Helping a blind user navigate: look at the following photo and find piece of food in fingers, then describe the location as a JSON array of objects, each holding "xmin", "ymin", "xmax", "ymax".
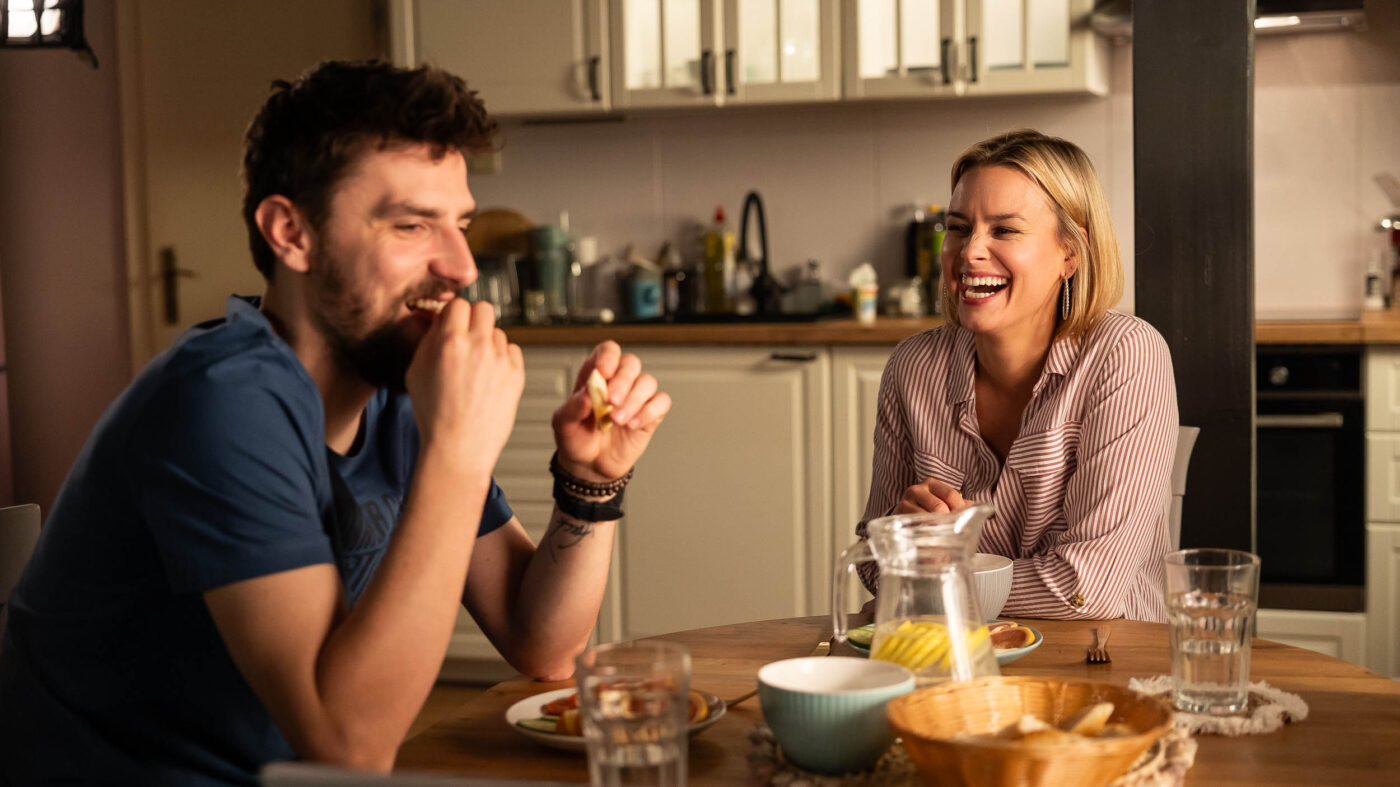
[
  {"xmin": 407, "ymin": 297, "xmax": 448, "ymax": 314},
  {"xmin": 587, "ymin": 368, "xmax": 613, "ymax": 430}
]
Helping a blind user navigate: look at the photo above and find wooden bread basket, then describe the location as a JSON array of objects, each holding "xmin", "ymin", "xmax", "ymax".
[{"xmin": 886, "ymin": 676, "xmax": 1173, "ymax": 787}]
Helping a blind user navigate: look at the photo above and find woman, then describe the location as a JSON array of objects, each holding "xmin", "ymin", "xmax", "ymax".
[{"xmin": 857, "ymin": 129, "xmax": 1178, "ymax": 622}]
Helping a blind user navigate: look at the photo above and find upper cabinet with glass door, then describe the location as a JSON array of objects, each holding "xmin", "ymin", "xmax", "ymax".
[
  {"xmin": 843, "ymin": 0, "xmax": 1106, "ymax": 100},
  {"xmin": 610, "ymin": 0, "xmax": 839, "ymax": 109},
  {"xmin": 397, "ymin": 0, "xmax": 611, "ymax": 116},
  {"xmin": 967, "ymin": 0, "xmax": 1107, "ymax": 95}
]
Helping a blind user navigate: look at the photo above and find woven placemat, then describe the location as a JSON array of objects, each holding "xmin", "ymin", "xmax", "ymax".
[
  {"xmin": 1128, "ymin": 675, "xmax": 1309, "ymax": 736},
  {"xmin": 747, "ymin": 724, "xmax": 1197, "ymax": 786}
]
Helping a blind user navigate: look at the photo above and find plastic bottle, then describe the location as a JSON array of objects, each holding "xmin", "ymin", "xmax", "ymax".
[
  {"xmin": 703, "ymin": 206, "xmax": 735, "ymax": 313},
  {"xmin": 926, "ymin": 204, "xmax": 947, "ymax": 315},
  {"xmin": 849, "ymin": 262, "xmax": 879, "ymax": 324}
]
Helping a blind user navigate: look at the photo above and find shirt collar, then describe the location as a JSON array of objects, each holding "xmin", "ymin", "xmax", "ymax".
[{"xmin": 945, "ymin": 326, "xmax": 1083, "ymax": 406}]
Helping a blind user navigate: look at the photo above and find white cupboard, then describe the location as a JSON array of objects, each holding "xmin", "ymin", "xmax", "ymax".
[
  {"xmin": 609, "ymin": 0, "xmax": 841, "ymax": 109},
  {"xmin": 399, "ymin": 0, "xmax": 611, "ymax": 116},
  {"xmin": 615, "ymin": 346, "xmax": 834, "ymax": 639},
  {"xmin": 1366, "ymin": 346, "xmax": 1400, "ymax": 677},
  {"xmin": 841, "ymin": 0, "xmax": 1107, "ymax": 100},
  {"xmin": 1256, "ymin": 609, "xmax": 1367, "ymax": 666},
  {"xmin": 447, "ymin": 342, "xmax": 880, "ymax": 667}
]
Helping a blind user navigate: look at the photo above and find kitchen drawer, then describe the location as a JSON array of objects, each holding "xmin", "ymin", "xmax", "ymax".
[
  {"xmin": 1365, "ymin": 434, "xmax": 1400, "ymax": 522},
  {"xmin": 1365, "ymin": 347, "xmax": 1400, "ymax": 430},
  {"xmin": 1256, "ymin": 609, "xmax": 1367, "ymax": 667},
  {"xmin": 1367, "ymin": 524, "xmax": 1400, "ymax": 678}
]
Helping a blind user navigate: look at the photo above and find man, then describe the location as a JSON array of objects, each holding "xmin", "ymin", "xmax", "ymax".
[{"xmin": 0, "ymin": 60, "xmax": 669, "ymax": 784}]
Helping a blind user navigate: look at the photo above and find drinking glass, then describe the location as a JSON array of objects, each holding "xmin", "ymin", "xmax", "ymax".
[
  {"xmin": 575, "ymin": 641, "xmax": 690, "ymax": 786},
  {"xmin": 1162, "ymin": 548, "xmax": 1261, "ymax": 715}
]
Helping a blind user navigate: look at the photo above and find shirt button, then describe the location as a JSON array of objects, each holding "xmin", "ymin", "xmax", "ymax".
[{"xmin": 1071, "ymin": 593, "xmax": 1086, "ymax": 607}]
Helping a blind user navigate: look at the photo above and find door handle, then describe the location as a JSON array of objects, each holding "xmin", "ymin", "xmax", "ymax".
[
  {"xmin": 1256, "ymin": 413, "xmax": 1345, "ymax": 429},
  {"xmin": 700, "ymin": 49, "xmax": 714, "ymax": 95},
  {"xmin": 725, "ymin": 48, "xmax": 736, "ymax": 95},
  {"xmin": 940, "ymin": 37, "xmax": 952, "ymax": 85},
  {"xmin": 968, "ymin": 36, "xmax": 978, "ymax": 83},
  {"xmin": 770, "ymin": 352, "xmax": 817, "ymax": 363},
  {"xmin": 160, "ymin": 246, "xmax": 196, "ymax": 325},
  {"xmin": 587, "ymin": 55, "xmax": 601, "ymax": 101}
]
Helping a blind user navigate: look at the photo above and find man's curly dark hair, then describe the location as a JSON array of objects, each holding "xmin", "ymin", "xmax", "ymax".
[{"xmin": 240, "ymin": 60, "xmax": 499, "ymax": 280}]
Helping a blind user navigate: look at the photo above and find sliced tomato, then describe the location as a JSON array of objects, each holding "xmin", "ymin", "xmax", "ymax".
[{"xmin": 541, "ymin": 693, "xmax": 580, "ymax": 717}]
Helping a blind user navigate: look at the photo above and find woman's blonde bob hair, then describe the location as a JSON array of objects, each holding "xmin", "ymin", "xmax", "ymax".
[{"xmin": 939, "ymin": 129, "xmax": 1123, "ymax": 340}]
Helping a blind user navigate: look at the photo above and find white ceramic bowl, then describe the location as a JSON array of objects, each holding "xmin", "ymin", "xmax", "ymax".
[
  {"xmin": 972, "ymin": 552, "xmax": 1014, "ymax": 619},
  {"xmin": 758, "ymin": 657, "xmax": 914, "ymax": 774}
]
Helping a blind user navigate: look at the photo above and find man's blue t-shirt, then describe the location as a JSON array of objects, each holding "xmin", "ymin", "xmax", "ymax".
[{"xmin": 0, "ymin": 296, "xmax": 513, "ymax": 785}]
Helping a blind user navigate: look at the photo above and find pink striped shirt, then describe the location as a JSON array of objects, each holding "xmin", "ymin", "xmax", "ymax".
[{"xmin": 857, "ymin": 312, "xmax": 1178, "ymax": 622}]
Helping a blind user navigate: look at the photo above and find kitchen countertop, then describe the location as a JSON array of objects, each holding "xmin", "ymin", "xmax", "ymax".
[
  {"xmin": 497, "ymin": 311, "xmax": 1400, "ymax": 346},
  {"xmin": 500, "ymin": 317, "xmax": 939, "ymax": 346}
]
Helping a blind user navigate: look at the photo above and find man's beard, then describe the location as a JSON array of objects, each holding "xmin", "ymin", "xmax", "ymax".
[{"xmin": 309, "ymin": 251, "xmax": 423, "ymax": 392}]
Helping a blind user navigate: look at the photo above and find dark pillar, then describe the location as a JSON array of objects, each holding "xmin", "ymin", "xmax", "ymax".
[{"xmin": 1133, "ymin": 0, "xmax": 1255, "ymax": 552}]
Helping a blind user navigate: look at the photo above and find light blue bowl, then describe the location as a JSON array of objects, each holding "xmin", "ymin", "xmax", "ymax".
[{"xmin": 758, "ymin": 656, "xmax": 915, "ymax": 775}]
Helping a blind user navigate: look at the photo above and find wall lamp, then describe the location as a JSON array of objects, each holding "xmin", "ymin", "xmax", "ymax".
[{"xmin": 0, "ymin": 0, "xmax": 97, "ymax": 67}]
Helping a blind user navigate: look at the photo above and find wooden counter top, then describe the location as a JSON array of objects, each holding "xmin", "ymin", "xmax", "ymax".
[
  {"xmin": 500, "ymin": 317, "xmax": 940, "ymax": 346},
  {"xmin": 498, "ymin": 312, "xmax": 1400, "ymax": 347},
  {"xmin": 1256, "ymin": 310, "xmax": 1400, "ymax": 344}
]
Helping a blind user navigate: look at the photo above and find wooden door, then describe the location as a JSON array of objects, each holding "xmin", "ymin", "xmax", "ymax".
[{"xmin": 119, "ymin": 0, "xmax": 378, "ymax": 367}]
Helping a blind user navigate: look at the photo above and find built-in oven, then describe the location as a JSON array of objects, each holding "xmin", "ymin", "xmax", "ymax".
[{"xmin": 1255, "ymin": 346, "xmax": 1365, "ymax": 611}]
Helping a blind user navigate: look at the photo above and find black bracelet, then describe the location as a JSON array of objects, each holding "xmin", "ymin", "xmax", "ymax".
[
  {"xmin": 549, "ymin": 451, "xmax": 633, "ymax": 497},
  {"xmin": 553, "ymin": 479, "xmax": 625, "ymax": 522}
]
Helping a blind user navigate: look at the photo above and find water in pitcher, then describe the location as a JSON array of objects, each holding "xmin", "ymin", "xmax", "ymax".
[{"xmin": 1167, "ymin": 589, "xmax": 1256, "ymax": 714}]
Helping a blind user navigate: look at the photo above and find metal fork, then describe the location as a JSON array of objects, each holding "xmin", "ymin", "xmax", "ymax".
[{"xmin": 1086, "ymin": 624, "xmax": 1112, "ymax": 664}]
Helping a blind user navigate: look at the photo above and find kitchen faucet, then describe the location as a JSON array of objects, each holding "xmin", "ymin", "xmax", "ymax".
[{"xmin": 738, "ymin": 190, "xmax": 782, "ymax": 315}]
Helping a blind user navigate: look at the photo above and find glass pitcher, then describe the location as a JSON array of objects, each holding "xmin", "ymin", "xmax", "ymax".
[{"xmin": 833, "ymin": 506, "xmax": 1000, "ymax": 686}]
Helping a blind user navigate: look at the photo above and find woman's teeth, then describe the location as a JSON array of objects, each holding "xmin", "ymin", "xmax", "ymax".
[{"xmin": 960, "ymin": 274, "xmax": 1009, "ymax": 300}]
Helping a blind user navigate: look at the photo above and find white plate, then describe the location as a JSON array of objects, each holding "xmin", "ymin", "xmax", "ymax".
[
  {"xmin": 505, "ymin": 687, "xmax": 726, "ymax": 753},
  {"xmin": 845, "ymin": 621, "xmax": 1044, "ymax": 666}
]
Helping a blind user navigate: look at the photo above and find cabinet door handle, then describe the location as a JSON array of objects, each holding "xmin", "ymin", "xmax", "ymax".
[
  {"xmin": 1257, "ymin": 413, "xmax": 1346, "ymax": 429},
  {"xmin": 587, "ymin": 55, "xmax": 601, "ymax": 101},
  {"xmin": 725, "ymin": 48, "xmax": 736, "ymax": 94},
  {"xmin": 770, "ymin": 352, "xmax": 818, "ymax": 363},
  {"xmin": 968, "ymin": 36, "xmax": 978, "ymax": 83},
  {"xmin": 940, "ymin": 37, "xmax": 951, "ymax": 85},
  {"xmin": 700, "ymin": 49, "xmax": 714, "ymax": 95},
  {"xmin": 160, "ymin": 246, "xmax": 197, "ymax": 325}
]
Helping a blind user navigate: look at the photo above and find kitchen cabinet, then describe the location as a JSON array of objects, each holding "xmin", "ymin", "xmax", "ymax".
[
  {"xmin": 831, "ymin": 347, "xmax": 890, "ymax": 611},
  {"xmin": 1255, "ymin": 609, "xmax": 1367, "ymax": 666},
  {"xmin": 841, "ymin": 0, "xmax": 1107, "ymax": 100},
  {"xmin": 616, "ymin": 346, "xmax": 834, "ymax": 638},
  {"xmin": 396, "ymin": 0, "xmax": 611, "ymax": 116},
  {"xmin": 447, "ymin": 342, "xmax": 898, "ymax": 669},
  {"xmin": 1366, "ymin": 346, "xmax": 1400, "ymax": 677},
  {"xmin": 609, "ymin": 0, "xmax": 840, "ymax": 109}
]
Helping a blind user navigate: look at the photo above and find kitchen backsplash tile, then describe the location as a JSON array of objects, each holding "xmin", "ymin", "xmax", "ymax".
[{"xmin": 1255, "ymin": 83, "xmax": 1364, "ymax": 315}]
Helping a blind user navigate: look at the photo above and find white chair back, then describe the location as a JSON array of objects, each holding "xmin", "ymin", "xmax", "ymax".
[
  {"xmin": 0, "ymin": 503, "xmax": 42, "ymax": 643},
  {"xmin": 1169, "ymin": 426, "xmax": 1200, "ymax": 551}
]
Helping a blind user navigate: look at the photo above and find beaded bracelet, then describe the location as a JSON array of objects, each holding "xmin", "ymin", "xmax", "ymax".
[
  {"xmin": 549, "ymin": 451, "xmax": 634, "ymax": 497},
  {"xmin": 553, "ymin": 479, "xmax": 625, "ymax": 522}
]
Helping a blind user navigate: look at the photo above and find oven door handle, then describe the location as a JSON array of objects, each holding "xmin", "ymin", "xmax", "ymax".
[{"xmin": 1257, "ymin": 413, "xmax": 1346, "ymax": 429}]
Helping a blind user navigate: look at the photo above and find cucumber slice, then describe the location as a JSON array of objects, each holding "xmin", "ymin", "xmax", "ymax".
[
  {"xmin": 516, "ymin": 717, "xmax": 559, "ymax": 734},
  {"xmin": 846, "ymin": 626, "xmax": 875, "ymax": 647}
]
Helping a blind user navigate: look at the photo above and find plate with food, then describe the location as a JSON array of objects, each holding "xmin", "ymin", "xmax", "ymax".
[
  {"xmin": 506, "ymin": 687, "xmax": 725, "ymax": 753},
  {"xmin": 844, "ymin": 620, "xmax": 1042, "ymax": 666}
]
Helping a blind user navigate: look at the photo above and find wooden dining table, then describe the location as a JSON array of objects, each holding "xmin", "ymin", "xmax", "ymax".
[{"xmin": 397, "ymin": 616, "xmax": 1400, "ymax": 785}]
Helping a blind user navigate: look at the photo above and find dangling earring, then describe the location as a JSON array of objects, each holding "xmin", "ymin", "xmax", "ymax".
[{"xmin": 1060, "ymin": 276, "xmax": 1071, "ymax": 321}]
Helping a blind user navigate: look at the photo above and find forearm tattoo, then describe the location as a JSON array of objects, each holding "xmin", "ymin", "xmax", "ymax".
[{"xmin": 546, "ymin": 509, "xmax": 597, "ymax": 564}]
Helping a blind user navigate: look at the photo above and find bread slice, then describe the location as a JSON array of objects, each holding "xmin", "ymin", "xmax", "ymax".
[{"xmin": 587, "ymin": 369, "xmax": 613, "ymax": 431}]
